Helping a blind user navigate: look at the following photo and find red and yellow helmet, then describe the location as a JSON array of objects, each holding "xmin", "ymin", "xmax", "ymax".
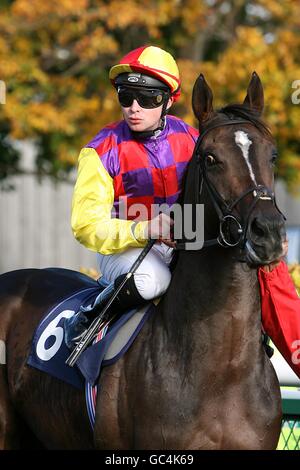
[{"xmin": 109, "ymin": 45, "xmax": 181, "ymax": 101}]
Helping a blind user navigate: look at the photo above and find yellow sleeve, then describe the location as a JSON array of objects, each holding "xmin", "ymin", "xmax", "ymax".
[{"xmin": 71, "ymin": 147, "xmax": 148, "ymax": 255}]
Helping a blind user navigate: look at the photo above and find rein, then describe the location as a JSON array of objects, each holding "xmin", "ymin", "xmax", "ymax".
[{"xmin": 176, "ymin": 119, "xmax": 285, "ymax": 251}]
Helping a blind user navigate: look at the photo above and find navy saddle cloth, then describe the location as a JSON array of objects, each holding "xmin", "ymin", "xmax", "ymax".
[{"xmin": 28, "ymin": 277, "xmax": 154, "ymax": 389}]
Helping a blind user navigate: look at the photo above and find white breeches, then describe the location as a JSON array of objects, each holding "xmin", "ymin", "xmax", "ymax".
[{"xmin": 97, "ymin": 243, "xmax": 173, "ymax": 300}]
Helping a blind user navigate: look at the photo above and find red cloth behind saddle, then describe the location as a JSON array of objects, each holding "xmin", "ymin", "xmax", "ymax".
[{"xmin": 258, "ymin": 261, "xmax": 300, "ymax": 379}]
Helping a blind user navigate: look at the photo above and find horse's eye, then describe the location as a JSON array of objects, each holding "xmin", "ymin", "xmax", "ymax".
[
  {"xmin": 271, "ymin": 152, "xmax": 278, "ymax": 165},
  {"xmin": 206, "ymin": 154, "xmax": 217, "ymax": 167}
]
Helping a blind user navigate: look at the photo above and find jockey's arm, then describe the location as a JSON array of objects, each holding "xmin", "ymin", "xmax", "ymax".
[
  {"xmin": 258, "ymin": 260, "xmax": 300, "ymax": 378},
  {"xmin": 71, "ymin": 147, "xmax": 148, "ymax": 254}
]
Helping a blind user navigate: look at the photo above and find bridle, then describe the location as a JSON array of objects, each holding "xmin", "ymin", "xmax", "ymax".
[{"xmin": 176, "ymin": 119, "xmax": 286, "ymax": 251}]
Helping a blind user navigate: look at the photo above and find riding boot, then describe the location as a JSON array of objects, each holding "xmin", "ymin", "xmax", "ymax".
[{"xmin": 64, "ymin": 273, "xmax": 146, "ymax": 349}]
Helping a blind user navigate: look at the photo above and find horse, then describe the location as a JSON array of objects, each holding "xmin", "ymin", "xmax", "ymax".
[{"xmin": 0, "ymin": 72, "xmax": 286, "ymax": 449}]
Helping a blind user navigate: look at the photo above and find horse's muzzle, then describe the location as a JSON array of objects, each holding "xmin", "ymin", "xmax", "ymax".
[{"xmin": 245, "ymin": 212, "xmax": 286, "ymax": 267}]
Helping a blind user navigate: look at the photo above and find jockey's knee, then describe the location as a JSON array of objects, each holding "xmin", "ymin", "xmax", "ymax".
[{"xmin": 133, "ymin": 264, "xmax": 171, "ymax": 301}]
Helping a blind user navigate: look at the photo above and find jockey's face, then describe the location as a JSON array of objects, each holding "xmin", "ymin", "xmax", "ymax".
[{"xmin": 121, "ymin": 94, "xmax": 173, "ymax": 133}]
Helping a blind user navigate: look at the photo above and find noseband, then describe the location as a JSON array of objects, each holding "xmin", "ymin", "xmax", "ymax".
[{"xmin": 177, "ymin": 119, "xmax": 285, "ymax": 251}]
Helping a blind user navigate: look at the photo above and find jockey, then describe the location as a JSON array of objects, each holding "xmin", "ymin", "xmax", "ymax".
[{"xmin": 64, "ymin": 45, "xmax": 198, "ymax": 349}]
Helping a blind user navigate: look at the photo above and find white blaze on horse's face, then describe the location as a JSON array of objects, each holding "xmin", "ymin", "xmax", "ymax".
[{"xmin": 234, "ymin": 131, "xmax": 257, "ymax": 186}]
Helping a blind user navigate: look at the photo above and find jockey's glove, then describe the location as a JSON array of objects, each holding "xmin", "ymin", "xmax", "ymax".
[{"xmin": 144, "ymin": 213, "xmax": 174, "ymax": 240}]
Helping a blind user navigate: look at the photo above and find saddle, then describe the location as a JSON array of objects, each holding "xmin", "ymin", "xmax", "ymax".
[{"xmin": 27, "ymin": 281, "xmax": 155, "ymax": 389}]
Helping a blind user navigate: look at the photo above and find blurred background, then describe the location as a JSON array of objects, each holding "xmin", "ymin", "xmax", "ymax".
[{"xmin": 0, "ymin": 0, "xmax": 300, "ymax": 275}]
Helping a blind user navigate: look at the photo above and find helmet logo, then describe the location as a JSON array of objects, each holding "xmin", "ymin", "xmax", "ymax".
[{"xmin": 127, "ymin": 74, "xmax": 140, "ymax": 83}]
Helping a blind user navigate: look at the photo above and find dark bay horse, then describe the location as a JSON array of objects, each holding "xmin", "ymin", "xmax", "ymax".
[{"xmin": 0, "ymin": 72, "xmax": 286, "ymax": 449}]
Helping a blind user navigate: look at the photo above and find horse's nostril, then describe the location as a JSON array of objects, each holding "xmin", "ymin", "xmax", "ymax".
[{"xmin": 250, "ymin": 218, "xmax": 265, "ymax": 238}]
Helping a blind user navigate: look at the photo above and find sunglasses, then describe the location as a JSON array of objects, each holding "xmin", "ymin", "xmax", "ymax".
[{"xmin": 117, "ymin": 87, "xmax": 168, "ymax": 109}]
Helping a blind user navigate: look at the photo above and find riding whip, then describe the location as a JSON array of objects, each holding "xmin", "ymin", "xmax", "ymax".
[{"xmin": 65, "ymin": 238, "xmax": 156, "ymax": 367}]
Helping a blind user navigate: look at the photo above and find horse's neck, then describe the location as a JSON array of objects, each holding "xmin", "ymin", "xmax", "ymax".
[{"xmin": 159, "ymin": 248, "xmax": 261, "ymax": 361}]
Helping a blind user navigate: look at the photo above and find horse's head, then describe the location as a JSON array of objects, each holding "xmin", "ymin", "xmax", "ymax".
[{"xmin": 187, "ymin": 72, "xmax": 286, "ymax": 267}]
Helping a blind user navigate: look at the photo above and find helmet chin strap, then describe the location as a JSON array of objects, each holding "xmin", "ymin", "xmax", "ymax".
[{"xmin": 130, "ymin": 95, "xmax": 170, "ymax": 140}]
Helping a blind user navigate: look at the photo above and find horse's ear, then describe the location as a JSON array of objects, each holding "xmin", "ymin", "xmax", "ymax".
[
  {"xmin": 192, "ymin": 74, "xmax": 214, "ymax": 125},
  {"xmin": 243, "ymin": 71, "xmax": 264, "ymax": 115}
]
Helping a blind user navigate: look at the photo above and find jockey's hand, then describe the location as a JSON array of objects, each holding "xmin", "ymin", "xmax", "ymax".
[
  {"xmin": 145, "ymin": 213, "xmax": 174, "ymax": 241},
  {"xmin": 262, "ymin": 239, "xmax": 288, "ymax": 272}
]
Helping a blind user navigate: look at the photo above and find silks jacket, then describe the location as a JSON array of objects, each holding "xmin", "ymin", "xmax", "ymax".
[{"xmin": 71, "ymin": 115, "xmax": 198, "ymax": 255}]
